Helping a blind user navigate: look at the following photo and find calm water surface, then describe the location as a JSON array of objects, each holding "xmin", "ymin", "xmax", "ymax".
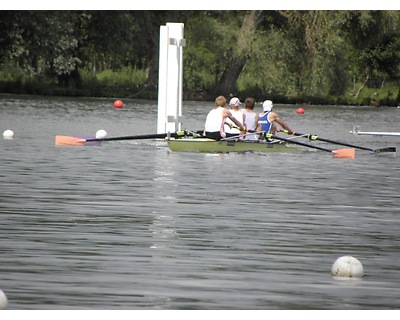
[{"xmin": 0, "ymin": 94, "xmax": 399, "ymax": 310}]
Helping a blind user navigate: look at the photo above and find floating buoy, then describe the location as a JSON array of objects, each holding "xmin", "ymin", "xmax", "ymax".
[
  {"xmin": 114, "ymin": 100, "xmax": 124, "ymax": 108},
  {"xmin": 96, "ymin": 130, "xmax": 107, "ymax": 139},
  {"xmin": 331, "ymin": 256, "xmax": 364, "ymax": 279},
  {"xmin": 296, "ymin": 107, "xmax": 305, "ymax": 115},
  {"xmin": 0, "ymin": 290, "xmax": 8, "ymax": 310},
  {"xmin": 3, "ymin": 129, "xmax": 14, "ymax": 139}
]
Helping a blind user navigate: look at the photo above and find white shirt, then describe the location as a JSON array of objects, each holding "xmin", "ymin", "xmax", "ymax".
[
  {"xmin": 205, "ymin": 107, "xmax": 225, "ymax": 133},
  {"xmin": 225, "ymin": 109, "xmax": 244, "ymax": 134},
  {"xmin": 242, "ymin": 109, "xmax": 258, "ymax": 140}
]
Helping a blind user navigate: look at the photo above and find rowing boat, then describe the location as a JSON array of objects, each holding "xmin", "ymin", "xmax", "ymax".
[
  {"xmin": 55, "ymin": 130, "xmax": 394, "ymax": 159},
  {"xmin": 167, "ymin": 137, "xmax": 298, "ymax": 153}
]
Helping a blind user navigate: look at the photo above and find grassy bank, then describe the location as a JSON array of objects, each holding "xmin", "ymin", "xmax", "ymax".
[{"xmin": 1, "ymin": 66, "xmax": 399, "ymax": 106}]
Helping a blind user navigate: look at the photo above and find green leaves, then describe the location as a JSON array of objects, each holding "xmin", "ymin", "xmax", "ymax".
[{"xmin": 1, "ymin": 10, "xmax": 400, "ymax": 105}]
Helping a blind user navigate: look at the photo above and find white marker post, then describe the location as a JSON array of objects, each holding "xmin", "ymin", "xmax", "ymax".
[{"xmin": 157, "ymin": 23, "xmax": 185, "ymax": 134}]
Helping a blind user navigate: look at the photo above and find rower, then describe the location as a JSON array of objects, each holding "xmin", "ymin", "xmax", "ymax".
[{"xmin": 257, "ymin": 100, "xmax": 294, "ymax": 139}]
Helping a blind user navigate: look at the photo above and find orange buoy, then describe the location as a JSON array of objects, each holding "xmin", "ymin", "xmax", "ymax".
[
  {"xmin": 296, "ymin": 107, "xmax": 305, "ymax": 115},
  {"xmin": 114, "ymin": 100, "xmax": 124, "ymax": 108}
]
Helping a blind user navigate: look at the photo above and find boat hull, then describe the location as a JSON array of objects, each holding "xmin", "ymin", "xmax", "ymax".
[{"xmin": 167, "ymin": 138, "xmax": 298, "ymax": 153}]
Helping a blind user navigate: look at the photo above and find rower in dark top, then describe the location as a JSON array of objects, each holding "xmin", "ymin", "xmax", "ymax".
[{"xmin": 257, "ymin": 100, "xmax": 294, "ymax": 138}]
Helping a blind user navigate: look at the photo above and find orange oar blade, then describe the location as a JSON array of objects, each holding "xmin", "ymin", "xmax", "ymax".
[
  {"xmin": 55, "ymin": 135, "xmax": 86, "ymax": 146},
  {"xmin": 332, "ymin": 148, "xmax": 355, "ymax": 159}
]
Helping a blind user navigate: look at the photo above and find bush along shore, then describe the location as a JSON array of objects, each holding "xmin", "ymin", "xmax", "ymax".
[{"xmin": 1, "ymin": 69, "xmax": 399, "ymax": 107}]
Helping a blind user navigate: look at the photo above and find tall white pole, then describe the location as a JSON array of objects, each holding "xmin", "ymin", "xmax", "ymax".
[
  {"xmin": 157, "ymin": 23, "xmax": 185, "ymax": 134},
  {"xmin": 157, "ymin": 25, "xmax": 168, "ymax": 134}
]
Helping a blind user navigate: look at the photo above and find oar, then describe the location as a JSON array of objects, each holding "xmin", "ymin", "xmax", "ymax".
[
  {"xmin": 228, "ymin": 126, "xmax": 354, "ymax": 158},
  {"xmin": 350, "ymin": 126, "xmax": 400, "ymax": 137},
  {"xmin": 55, "ymin": 131, "xmax": 192, "ymax": 146},
  {"xmin": 261, "ymin": 133, "xmax": 356, "ymax": 159},
  {"xmin": 279, "ymin": 129, "xmax": 396, "ymax": 153}
]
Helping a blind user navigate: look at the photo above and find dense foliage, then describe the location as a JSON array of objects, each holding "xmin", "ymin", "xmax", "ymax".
[{"xmin": 1, "ymin": 10, "xmax": 400, "ymax": 105}]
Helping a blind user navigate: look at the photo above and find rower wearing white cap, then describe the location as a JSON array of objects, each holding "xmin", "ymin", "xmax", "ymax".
[
  {"xmin": 257, "ymin": 100, "xmax": 294, "ymax": 137},
  {"xmin": 224, "ymin": 97, "xmax": 246, "ymax": 138}
]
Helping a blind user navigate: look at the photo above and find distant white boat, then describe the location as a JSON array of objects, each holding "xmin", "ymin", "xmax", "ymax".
[{"xmin": 350, "ymin": 126, "xmax": 400, "ymax": 137}]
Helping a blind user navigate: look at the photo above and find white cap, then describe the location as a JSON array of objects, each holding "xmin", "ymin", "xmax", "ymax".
[
  {"xmin": 262, "ymin": 100, "xmax": 273, "ymax": 111},
  {"xmin": 229, "ymin": 97, "xmax": 241, "ymax": 107}
]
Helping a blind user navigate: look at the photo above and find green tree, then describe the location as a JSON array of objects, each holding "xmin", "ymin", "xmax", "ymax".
[
  {"xmin": 0, "ymin": 11, "xmax": 84, "ymax": 85},
  {"xmin": 276, "ymin": 11, "xmax": 351, "ymax": 98},
  {"xmin": 342, "ymin": 11, "xmax": 400, "ymax": 91},
  {"xmin": 1, "ymin": 10, "xmax": 400, "ymax": 104},
  {"xmin": 214, "ymin": 10, "xmax": 263, "ymax": 96}
]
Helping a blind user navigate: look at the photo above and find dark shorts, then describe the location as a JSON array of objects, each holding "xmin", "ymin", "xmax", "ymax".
[
  {"xmin": 225, "ymin": 132, "xmax": 240, "ymax": 139},
  {"xmin": 204, "ymin": 131, "xmax": 224, "ymax": 140}
]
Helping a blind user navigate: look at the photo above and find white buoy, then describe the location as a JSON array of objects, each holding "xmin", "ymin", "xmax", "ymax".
[
  {"xmin": 96, "ymin": 130, "xmax": 107, "ymax": 139},
  {"xmin": 3, "ymin": 129, "xmax": 14, "ymax": 139},
  {"xmin": 331, "ymin": 256, "xmax": 364, "ymax": 279},
  {"xmin": 0, "ymin": 290, "xmax": 8, "ymax": 310}
]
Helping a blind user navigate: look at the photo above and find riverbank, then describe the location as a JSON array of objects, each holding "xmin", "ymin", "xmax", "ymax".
[{"xmin": 1, "ymin": 76, "xmax": 399, "ymax": 107}]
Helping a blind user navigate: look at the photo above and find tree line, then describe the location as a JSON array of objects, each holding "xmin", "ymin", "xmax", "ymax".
[{"xmin": 1, "ymin": 10, "xmax": 400, "ymax": 106}]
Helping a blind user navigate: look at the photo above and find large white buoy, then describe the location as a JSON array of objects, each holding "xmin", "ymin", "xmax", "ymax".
[
  {"xmin": 96, "ymin": 130, "xmax": 107, "ymax": 139},
  {"xmin": 331, "ymin": 256, "xmax": 364, "ymax": 279},
  {"xmin": 0, "ymin": 290, "xmax": 8, "ymax": 309},
  {"xmin": 3, "ymin": 129, "xmax": 14, "ymax": 139}
]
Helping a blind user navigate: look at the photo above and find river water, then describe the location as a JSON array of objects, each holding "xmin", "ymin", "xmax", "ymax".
[{"xmin": 0, "ymin": 94, "xmax": 399, "ymax": 310}]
